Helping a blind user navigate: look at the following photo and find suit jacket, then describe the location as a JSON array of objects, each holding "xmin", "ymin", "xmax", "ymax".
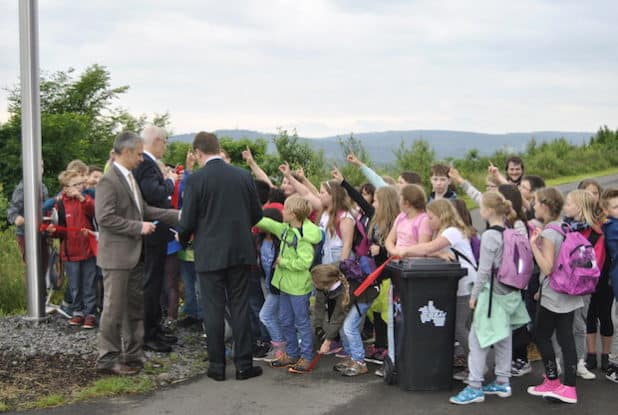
[
  {"xmin": 179, "ymin": 159, "xmax": 262, "ymax": 272},
  {"xmin": 95, "ymin": 165, "xmax": 179, "ymax": 270}
]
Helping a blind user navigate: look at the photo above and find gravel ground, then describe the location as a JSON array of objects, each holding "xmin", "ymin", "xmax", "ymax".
[{"xmin": 0, "ymin": 313, "xmax": 209, "ymax": 411}]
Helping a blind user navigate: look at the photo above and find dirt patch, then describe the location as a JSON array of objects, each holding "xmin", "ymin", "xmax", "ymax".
[{"xmin": 0, "ymin": 353, "xmax": 102, "ymax": 410}]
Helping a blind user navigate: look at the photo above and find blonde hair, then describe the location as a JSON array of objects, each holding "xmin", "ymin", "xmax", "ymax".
[
  {"xmin": 535, "ymin": 187, "xmax": 564, "ymax": 221},
  {"xmin": 311, "ymin": 264, "xmax": 350, "ymax": 306},
  {"xmin": 567, "ymin": 189, "xmax": 601, "ymax": 226},
  {"xmin": 320, "ymin": 180, "xmax": 352, "ymax": 237},
  {"xmin": 369, "ymin": 186, "xmax": 400, "ymax": 244},
  {"xmin": 284, "ymin": 194, "xmax": 311, "ymax": 222},
  {"xmin": 427, "ymin": 199, "xmax": 473, "ymax": 239},
  {"xmin": 382, "ymin": 176, "xmax": 397, "ymax": 186},
  {"xmin": 58, "ymin": 169, "xmax": 82, "ymax": 187},
  {"xmin": 481, "ymin": 192, "xmax": 514, "ymax": 221},
  {"xmin": 66, "ymin": 159, "xmax": 89, "ymax": 175}
]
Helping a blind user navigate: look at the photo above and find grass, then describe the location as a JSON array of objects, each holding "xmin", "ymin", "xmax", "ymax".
[
  {"xmin": 545, "ymin": 166, "xmax": 618, "ymax": 187},
  {"xmin": 74, "ymin": 376, "xmax": 155, "ymax": 401},
  {"xmin": 21, "ymin": 394, "xmax": 67, "ymax": 410},
  {"xmin": 0, "ymin": 402, "xmax": 8, "ymax": 412},
  {"xmin": 0, "ymin": 227, "xmax": 26, "ymax": 315}
]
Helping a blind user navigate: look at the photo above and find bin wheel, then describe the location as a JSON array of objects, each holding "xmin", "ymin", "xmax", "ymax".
[{"xmin": 383, "ymin": 355, "xmax": 397, "ymax": 385}]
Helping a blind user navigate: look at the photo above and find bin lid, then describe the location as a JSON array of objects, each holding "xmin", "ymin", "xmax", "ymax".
[{"xmin": 386, "ymin": 257, "xmax": 468, "ymax": 278}]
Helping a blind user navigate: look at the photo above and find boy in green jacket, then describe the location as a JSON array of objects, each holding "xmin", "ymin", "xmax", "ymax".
[{"xmin": 255, "ymin": 195, "xmax": 322, "ymax": 374}]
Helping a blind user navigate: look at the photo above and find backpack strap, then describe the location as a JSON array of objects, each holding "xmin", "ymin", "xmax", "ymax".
[
  {"xmin": 451, "ymin": 247, "xmax": 478, "ymax": 271},
  {"xmin": 486, "ymin": 225, "xmax": 504, "ymax": 318},
  {"xmin": 586, "ymin": 228, "xmax": 601, "ymax": 248}
]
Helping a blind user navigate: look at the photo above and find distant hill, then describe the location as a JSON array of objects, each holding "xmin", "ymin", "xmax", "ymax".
[{"xmin": 170, "ymin": 129, "xmax": 594, "ymax": 164}]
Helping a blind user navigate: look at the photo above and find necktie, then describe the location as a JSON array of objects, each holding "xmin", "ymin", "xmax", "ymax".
[{"xmin": 127, "ymin": 173, "xmax": 142, "ymax": 214}]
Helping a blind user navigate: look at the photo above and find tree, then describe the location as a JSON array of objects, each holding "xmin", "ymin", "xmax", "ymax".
[
  {"xmin": 394, "ymin": 139, "xmax": 435, "ymax": 186},
  {"xmin": 272, "ymin": 129, "xmax": 326, "ymax": 183},
  {"xmin": 0, "ymin": 65, "xmax": 169, "ymax": 198},
  {"xmin": 338, "ymin": 134, "xmax": 372, "ymax": 186}
]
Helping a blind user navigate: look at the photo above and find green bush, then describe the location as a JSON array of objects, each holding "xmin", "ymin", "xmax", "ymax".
[{"xmin": 0, "ymin": 227, "xmax": 26, "ymax": 315}]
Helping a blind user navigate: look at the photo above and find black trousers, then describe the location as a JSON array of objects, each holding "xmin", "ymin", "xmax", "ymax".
[
  {"xmin": 534, "ymin": 306, "xmax": 577, "ymax": 386},
  {"xmin": 199, "ymin": 265, "xmax": 252, "ymax": 372},
  {"xmin": 143, "ymin": 226, "xmax": 168, "ymax": 340}
]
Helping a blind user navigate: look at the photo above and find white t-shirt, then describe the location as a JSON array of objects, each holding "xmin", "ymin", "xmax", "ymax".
[
  {"xmin": 319, "ymin": 211, "xmax": 355, "ymax": 264},
  {"xmin": 441, "ymin": 227, "xmax": 477, "ymax": 296}
]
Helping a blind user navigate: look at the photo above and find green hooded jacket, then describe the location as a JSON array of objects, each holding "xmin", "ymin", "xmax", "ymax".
[{"xmin": 255, "ymin": 217, "xmax": 322, "ymax": 295}]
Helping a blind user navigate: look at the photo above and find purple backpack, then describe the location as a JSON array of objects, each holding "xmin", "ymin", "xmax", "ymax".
[
  {"xmin": 489, "ymin": 226, "xmax": 534, "ymax": 289},
  {"xmin": 545, "ymin": 223, "xmax": 600, "ymax": 295}
]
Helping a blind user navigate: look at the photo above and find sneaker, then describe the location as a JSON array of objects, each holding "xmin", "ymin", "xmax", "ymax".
[
  {"xmin": 323, "ymin": 341, "xmax": 343, "ymax": 355},
  {"xmin": 57, "ymin": 304, "xmax": 72, "ymax": 319},
  {"xmin": 343, "ymin": 360, "xmax": 368, "ymax": 376},
  {"xmin": 606, "ymin": 364, "xmax": 618, "ymax": 383},
  {"xmin": 482, "ymin": 381, "xmax": 512, "ymax": 398},
  {"xmin": 69, "ymin": 315, "xmax": 84, "ymax": 326},
  {"xmin": 449, "ymin": 386, "xmax": 484, "ymax": 405},
  {"xmin": 288, "ymin": 358, "xmax": 312, "ymax": 374},
  {"xmin": 259, "ymin": 347, "xmax": 281, "ymax": 363},
  {"xmin": 544, "ymin": 384, "xmax": 577, "ymax": 404},
  {"xmin": 364, "ymin": 346, "xmax": 387, "ymax": 364},
  {"xmin": 375, "ymin": 366, "xmax": 385, "ymax": 377},
  {"xmin": 252, "ymin": 341, "xmax": 271, "ymax": 360},
  {"xmin": 586, "ymin": 353, "xmax": 598, "ymax": 370},
  {"xmin": 82, "ymin": 315, "xmax": 97, "ymax": 329},
  {"xmin": 270, "ymin": 353, "xmax": 298, "ymax": 368},
  {"xmin": 577, "ymin": 359, "xmax": 596, "ymax": 380},
  {"xmin": 511, "ymin": 359, "xmax": 532, "ymax": 377},
  {"xmin": 527, "ymin": 376, "xmax": 561, "ymax": 397},
  {"xmin": 453, "ymin": 369, "xmax": 469, "ymax": 381},
  {"xmin": 333, "ymin": 357, "xmax": 353, "ymax": 372}
]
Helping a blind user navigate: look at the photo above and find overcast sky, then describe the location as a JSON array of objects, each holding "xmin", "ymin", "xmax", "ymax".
[{"xmin": 1, "ymin": 0, "xmax": 616, "ymax": 137}]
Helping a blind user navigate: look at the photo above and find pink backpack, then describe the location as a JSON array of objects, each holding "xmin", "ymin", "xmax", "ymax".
[
  {"xmin": 489, "ymin": 226, "xmax": 535, "ymax": 289},
  {"xmin": 545, "ymin": 223, "xmax": 600, "ymax": 295}
]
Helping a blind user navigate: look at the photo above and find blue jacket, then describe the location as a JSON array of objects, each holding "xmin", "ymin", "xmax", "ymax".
[{"xmin": 602, "ymin": 217, "xmax": 618, "ymax": 301}]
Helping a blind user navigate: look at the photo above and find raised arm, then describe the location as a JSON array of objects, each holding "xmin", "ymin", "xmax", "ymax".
[
  {"xmin": 279, "ymin": 162, "xmax": 322, "ymax": 211},
  {"xmin": 346, "ymin": 153, "xmax": 387, "ymax": 188},
  {"xmin": 242, "ymin": 147, "xmax": 275, "ymax": 188},
  {"xmin": 332, "ymin": 166, "xmax": 375, "ymax": 218},
  {"xmin": 449, "ymin": 167, "xmax": 481, "ymax": 206}
]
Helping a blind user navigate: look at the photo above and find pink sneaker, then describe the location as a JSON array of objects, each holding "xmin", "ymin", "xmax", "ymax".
[
  {"xmin": 544, "ymin": 385, "xmax": 577, "ymax": 404},
  {"xmin": 527, "ymin": 377, "xmax": 561, "ymax": 397}
]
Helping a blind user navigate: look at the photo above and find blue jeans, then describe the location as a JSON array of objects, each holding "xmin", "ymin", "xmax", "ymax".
[
  {"xmin": 180, "ymin": 260, "xmax": 203, "ymax": 319},
  {"xmin": 340, "ymin": 302, "xmax": 371, "ymax": 362},
  {"xmin": 65, "ymin": 257, "xmax": 97, "ymax": 317},
  {"xmin": 278, "ymin": 292, "xmax": 313, "ymax": 361},
  {"xmin": 260, "ymin": 293, "xmax": 282, "ymax": 342}
]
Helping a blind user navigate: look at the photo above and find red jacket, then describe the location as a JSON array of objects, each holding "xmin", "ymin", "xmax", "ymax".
[
  {"xmin": 580, "ymin": 226, "xmax": 606, "ymax": 268},
  {"xmin": 54, "ymin": 194, "xmax": 96, "ymax": 262}
]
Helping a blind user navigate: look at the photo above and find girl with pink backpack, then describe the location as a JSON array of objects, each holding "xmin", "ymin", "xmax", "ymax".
[{"xmin": 527, "ymin": 187, "xmax": 583, "ymax": 404}]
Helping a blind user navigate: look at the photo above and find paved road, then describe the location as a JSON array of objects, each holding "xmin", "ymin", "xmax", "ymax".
[{"xmin": 470, "ymin": 173, "xmax": 618, "ymax": 231}]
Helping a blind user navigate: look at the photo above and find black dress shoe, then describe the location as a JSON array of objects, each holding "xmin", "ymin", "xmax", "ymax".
[
  {"xmin": 177, "ymin": 316, "xmax": 202, "ymax": 328},
  {"xmin": 236, "ymin": 366, "xmax": 263, "ymax": 380},
  {"xmin": 143, "ymin": 340, "xmax": 172, "ymax": 353},
  {"xmin": 155, "ymin": 332, "xmax": 178, "ymax": 345},
  {"xmin": 207, "ymin": 370, "xmax": 226, "ymax": 381}
]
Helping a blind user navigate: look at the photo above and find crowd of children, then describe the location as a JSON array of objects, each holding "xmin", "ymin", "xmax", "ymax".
[{"xmin": 7, "ymin": 148, "xmax": 618, "ymax": 405}]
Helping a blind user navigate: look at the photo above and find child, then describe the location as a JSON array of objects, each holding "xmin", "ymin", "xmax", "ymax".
[
  {"xmin": 601, "ymin": 188, "xmax": 618, "ymax": 383},
  {"xmin": 318, "ymin": 180, "xmax": 355, "ymax": 264},
  {"xmin": 256, "ymin": 208, "xmax": 284, "ymax": 362},
  {"xmin": 385, "ymin": 184, "xmax": 433, "ymax": 256},
  {"xmin": 449, "ymin": 192, "xmax": 530, "ymax": 405},
  {"xmin": 428, "ymin": 164, "xmax": 457, "ymax": 202},
  {"xmin": 561, "ymin": 189, "xmax": 606, "ymax": 379},
  {"xmin": 52, "ymin": 170, "xmax": 98, "ymax": 328},
  {"xmin": 527, "ymin": 187, "xmax": 581, "ymax": 403},
  {"xmin": 254, "ymin": 195, "xmax": 322, "ymax": 374},
  {"xmin": 398, "ymin": 199, "xmax": 478, "ymax": 375}
]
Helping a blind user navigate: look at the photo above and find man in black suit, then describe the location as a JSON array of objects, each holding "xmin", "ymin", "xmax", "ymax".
[
  {"xmin": 132, "ymin": 125, "xmax": 178, "ymax": 353},
  {"xmin": 178, "ymin": 132, "xmax": 263, "ymax": 381}
]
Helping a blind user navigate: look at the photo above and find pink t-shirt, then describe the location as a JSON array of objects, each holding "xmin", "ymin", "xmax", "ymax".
[{"xmin": 394, "ymin": 212, "xmax": 433, "ymax": 249}]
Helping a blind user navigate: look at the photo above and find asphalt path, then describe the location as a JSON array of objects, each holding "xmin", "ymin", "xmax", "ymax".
[
  {"xmin": 19, "ymin": 173, "xmax": 618, "ymax": 415},
  {"xmin": 470, "ymin": 172, "xmax": 618, "ymax": 231}
]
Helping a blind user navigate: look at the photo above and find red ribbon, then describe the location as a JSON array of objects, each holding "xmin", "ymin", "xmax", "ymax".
[{"xmin": 353, "ymin": 256, "xmax": 398, "ymax": 297}]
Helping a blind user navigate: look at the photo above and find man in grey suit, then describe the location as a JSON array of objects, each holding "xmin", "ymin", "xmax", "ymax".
[{"xmin": 95, "ymin": 131, "xmax": 179, "ymax": 375}]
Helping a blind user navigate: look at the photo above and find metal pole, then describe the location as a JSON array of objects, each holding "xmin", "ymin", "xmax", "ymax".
[{"xmin": 19, "ymin": 0, "xmax": 45, "ymax": 320}]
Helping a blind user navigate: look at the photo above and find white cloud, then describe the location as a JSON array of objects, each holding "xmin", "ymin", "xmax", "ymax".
[{"xmin": 1, "ymin": 0, "xmax": 616, "ymax": 137}]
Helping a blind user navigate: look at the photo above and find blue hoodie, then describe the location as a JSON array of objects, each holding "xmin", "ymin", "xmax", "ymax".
[{"xmin": 602, "ymin": 216, "xmax": 618, "ymax": 301}]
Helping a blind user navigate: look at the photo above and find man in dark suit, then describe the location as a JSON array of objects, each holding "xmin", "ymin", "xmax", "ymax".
[
  {"xmin": 179, "ymin": 132, "xmax": 263, "ymax": 381},
  {"xmin": 132, "ymin": 126, "xmax": 178, "ymax": 353},
  {"xmin": 95, "ymin": 131, "xmax": 179, "ymax": 375}
]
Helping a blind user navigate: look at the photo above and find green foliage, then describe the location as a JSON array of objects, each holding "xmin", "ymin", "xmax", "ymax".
[
  {"xmin": 271, "ymin": 129, "xmax": 326, "ymax": 183},
  {"xmin": 338, "ymin": 134, "xmax": 372, "ymax": 186},
  {"xmin": 162, "ymin": 141, "xmax": 192, "ymax": 167},
  {"xmin": 74, "ymin": 376, "xmax": 154, "ymax": 400},
  {"xmin": 21, "ymin": 394, "xmax": 67, "ymax": 410},
  {"xmin": 0, "ymin": 184, "xmax": 8, "ymax": 230},
  {"xmin": 220, "ymin": 138, "xmax": 268, "ymax": 167},
  {"xmin": 0, "ymin": 65, "xmax": 169, "ymax": 201},
  {"xmin": 0, "ymin": 227, "xmax": 26, "ymax": 315},
  {"xmin": 394, "ymin": 139, "xmax": 436, "ymax": 186}
]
